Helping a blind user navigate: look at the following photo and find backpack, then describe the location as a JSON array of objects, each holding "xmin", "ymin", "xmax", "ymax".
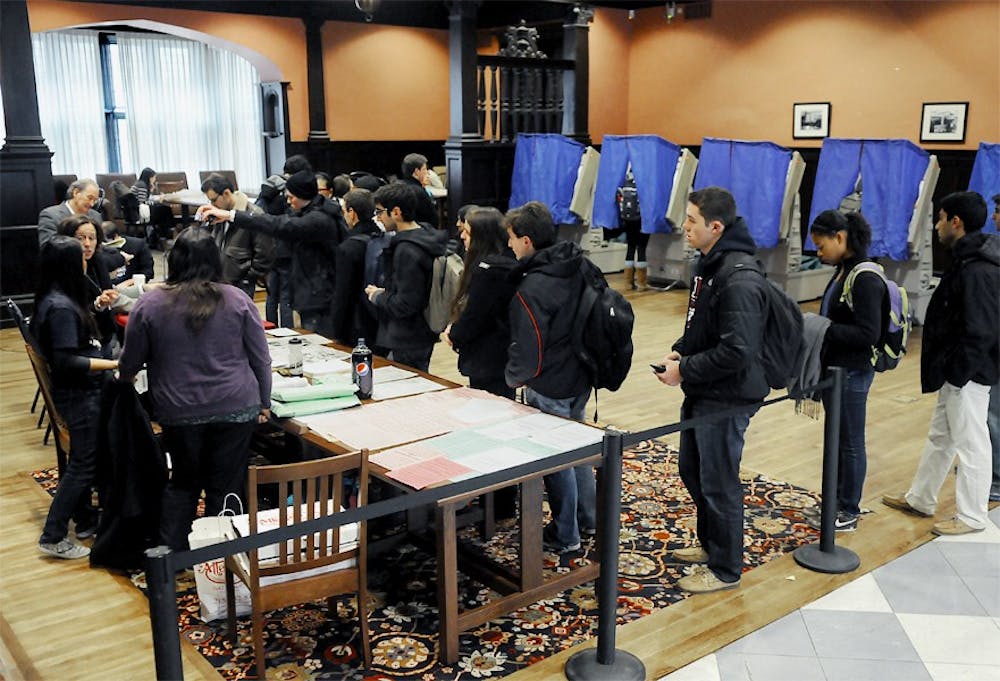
[
  {"xmin": 841, "ymin": 262, "xmax": 910, "ymax": 372},
  {"xmin": 616, "ymin": 176, "xmax": 640, "ymax": 222},
  {"xmin": 353, "ymin": 231, "xmax": 393, "ymax": 315},
  {"xmin": 715, "ymin": 257, "xmax": 805, "ymax": 390},
  {"xmin": 423, "ymin": 247, "xmax": 464, "ymax": 334},
  {"xmin": 572, "ymin": 259, "xmax": 635, "ymax": 391}
]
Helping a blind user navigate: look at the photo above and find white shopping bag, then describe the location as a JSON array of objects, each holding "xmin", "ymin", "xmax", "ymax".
[{"xmin": 187, "ymin": 495, "xmax": 251, "ymax": 622}]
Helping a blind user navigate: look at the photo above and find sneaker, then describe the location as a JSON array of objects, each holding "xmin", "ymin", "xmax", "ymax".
[
  {"xmin": 806, "ymin": 511, "xmax": 858, "ymax": 532},
  {"xmin": 932, "ymin": 517, "xmax": 985, "ymax": 536},
  {"xmin": 75, "ymin": 522, "xmax": 98, "ymax": 540},
  {"xmin": 678, "ymin": 566, "xmax": 739, "ymax": 593},
  {"xmin": 580, "ymin": 526, "xmax": 597, "ymax": 539},
  {"xmin": 882, "ymin": 493, "xmax": 932, "ymax": 517},
  {"xmin": 39, "ymin": 539, "xmax": 91, "ymax": 560},
  {"xmin": 670, "ymin": 546, "xmax": 709, "ymax": 563},
  {"xmin": 542, "ymin": 524, "xmax": 581, "ymax": 554},
  {"xmin": 990, "ymin": 488, "xmax": 1000, "ymax": 503}
]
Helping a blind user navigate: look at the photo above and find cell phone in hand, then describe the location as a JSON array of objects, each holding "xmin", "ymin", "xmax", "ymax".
[{"xmin": 650, "ymin": 363, "xmax": 666, "ymax": 373}]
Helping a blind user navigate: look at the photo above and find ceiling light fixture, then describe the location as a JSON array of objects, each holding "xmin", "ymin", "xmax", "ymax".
[{"xmin": 355, "ymin": 0, "xmax": 379, "ymax": 22}]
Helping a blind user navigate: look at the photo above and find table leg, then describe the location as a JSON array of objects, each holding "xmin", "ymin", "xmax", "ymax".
[
  {"xmin": 480, "ymin": 492, "xmax": 495, "ymax": 540},
  {"xmin": 519, "ymin": 478, "xmax": 544, "ymax": 591},
  {"xmin": 436, "ymin": 503, "xmax": 460, "ymax": 665}
]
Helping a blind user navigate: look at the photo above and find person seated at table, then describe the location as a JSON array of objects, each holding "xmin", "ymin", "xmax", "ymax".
[
  {"xmin": 32, "ymin": 236, "xmax": 120, "ymax": 559},
  {"xmin": 199, "ymin": 170, "xmax": 347, "ymax": 335},
  {"xmin": 58, "ymin": 216, "xmax": 128, "ymax": 355},
  {"xmin": 118, "ymin": 227, "xmax": 272, "ymax": 552},
  {"xmin": 38, "ymin": 178, "xmax": 104, "ymax": 248},
  {"xmin": 102, "ymin": 221, "xmax": 154, "ymax": 286},
  {"xmin": 200, "ymin": 174, "xmax": 274, "ymax": 299}
]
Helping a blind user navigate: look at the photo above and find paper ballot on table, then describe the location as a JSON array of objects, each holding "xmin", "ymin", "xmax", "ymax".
[
  {"xmin": 475, "ymin": 412, "xmax": 570, "ymax": 441},
  {"xmin": 271, "ymin": 375, "xmax": 310, "ymax": 391},
  {"xmin": 456, "ymin": 446, "xmax": 548, "ymax": 473},
  {"xmin": 369, "ymin": 441, "xmax": 441, "ymax": 470},
  {"xmin": 265, "ymin": 327, "xmax": 300, "ymax": 337},
  {"xmin": 386, "ymin": 456, "xmax": 475, "ymax": 489},
  {"xmin": 529, "ymin": 421, "xmax": 604, "ymax": 450},
  {"xmin": 372, "ymin": 365, "xmax": 418, "ymax": 384},
  {"xmin": 371, "ymin": 376, "xmax": 449, "ymax": 401}
]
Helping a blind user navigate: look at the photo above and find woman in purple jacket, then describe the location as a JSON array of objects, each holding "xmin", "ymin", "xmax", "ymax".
[{"xmin": 119, "ymin": 228, "xmax": 272, "ymax": 551}]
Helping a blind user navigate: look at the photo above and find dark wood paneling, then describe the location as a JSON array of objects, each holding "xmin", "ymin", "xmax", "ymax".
[{"xmin": 285, "ymin": 140, "xmax": 449, "ymax": 184}]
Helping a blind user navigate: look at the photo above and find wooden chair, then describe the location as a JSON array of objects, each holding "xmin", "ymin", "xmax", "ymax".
[
  {"xmin": 96, "ymin": 173, "xmax": 137, "ymax": 222},
  {"xmin": 6, "ymin": 299, "xmax": 52, "ymax": 441},
  {"xmin": 153, "ymin": 171, "xmax": 190, "ymax": 231},
  {"xmin": 198, "ymin": 170, "xmax": 238, "ymax": 192},
  {"xmin": 24, "ymin": 344, "xmax": 71, "ymax": 477},
  {"xmin": 52, "ymin": 173, "xmax": 78, "ymax": 204},
  {"xmin": 225, "ymin": 451, "xmax": 372, "ymax": 678}
]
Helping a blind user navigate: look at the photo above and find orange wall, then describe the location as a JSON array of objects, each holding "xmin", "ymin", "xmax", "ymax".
[
  {"xmin": 321, "ymin": 22, "xmax": 449, "ymax": 140},
  {"xmin": 589, "ymin": 8, "xmax": 632, "ymax": 144},
  {"xmin": 627, "ymin": 0, "xmax": 999, "ymax": 150},
  {"xmin": 26, "ymin": 0, "xmax": 311, "ymax": 139}
]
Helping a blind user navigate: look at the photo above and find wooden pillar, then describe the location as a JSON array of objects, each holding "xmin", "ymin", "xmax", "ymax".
[
  {"xmin": 303, "ymin": 18, "xmax": 330, "ymax": 141},
  {"xmin": 444, "ymin": 1, "xmax": 485, "ymax": 226},
  {"xmin": 562, "ymin": 3, "xmax": 593, "ymax": 145},
  {"xmin": 1, "ymin": 0, "xmax": 51, "ymax": 316}
]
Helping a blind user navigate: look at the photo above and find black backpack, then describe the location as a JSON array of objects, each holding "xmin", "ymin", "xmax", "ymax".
[
  {"xmin": 714, "ymin": 256, "xmax": 805, "ymax": 391},
  {"xmin": 616, "ymin": 176, "xmax": 640, "ymax": 222},
  {"xmin": 572, "ymin": 259, "xmax": 635, "ymax": 391}
]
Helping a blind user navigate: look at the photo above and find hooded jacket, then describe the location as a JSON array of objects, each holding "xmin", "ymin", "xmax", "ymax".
[
  {"xmin": 921, "ymin": 230, "xmax": 1000, "ymax": 393},
  {"xmin": 373, "ymin": 225, "xmax": 449, "ymax": 351},
  {"xmin": 819, "ymin": 254, "xmax": 887, "ymax": 371},
  {"xmin": 672, "ymin": 217, "xmax": 770, "ymax": 404},
  {"xmin": 331, "ymin": 218, "xmax": 383, "ymax": 346},
  {"xmin": 449, "ymin": 250, "xmax": 518, "ymax": 381},
  {"xmin": 505, "ymin": 241, "xmax": 590, "ymax": 399},
  {"xmin": 233, "ymin": 195, "xmax": 347, "ymax": 313}
]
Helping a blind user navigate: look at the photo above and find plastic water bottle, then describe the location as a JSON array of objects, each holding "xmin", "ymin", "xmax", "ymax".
[
  {"xmin": 288, "ymin": 337, "xmax": 303, "ymax": 377},
  {"xmin": 351, "ymin": 338, "xmax": 373, "ymax": 399}
]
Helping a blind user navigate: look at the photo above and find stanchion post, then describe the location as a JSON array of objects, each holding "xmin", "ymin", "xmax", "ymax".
[
  {"xmin": 564, "ymin": 429, "xmax": 644, "ymax": 681},
  {"xmin": 146, "ymin": 545, "xmax": 184, "ymax": 681},
  {"xmin": 794, "ymin": 367, "xmax": 860, "ymax": 574}
]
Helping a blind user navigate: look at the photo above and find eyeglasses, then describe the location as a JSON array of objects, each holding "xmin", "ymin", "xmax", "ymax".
[
  {"xmin": 208, "ymin": 193, "xmax": 226, "ymax": 206},
  {"xmin": 375, "ymin": 207, "xmax": 389, "ymax": 215}
]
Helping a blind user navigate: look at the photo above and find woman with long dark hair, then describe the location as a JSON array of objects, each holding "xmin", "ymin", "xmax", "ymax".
[
  {"xmin": 32, "ymin": 236, "xmax": 120, "ymax": 559},
  {"xmin": 807, "ymin": 209, "xmax": 886, "ymax": 533},
  {"xmin": 442, "ymin": 206, "xmax": 517, "ymax": 399},
  {"xmin": 119, "ymin": 227, "xmax": 272, "ymax": 551}
]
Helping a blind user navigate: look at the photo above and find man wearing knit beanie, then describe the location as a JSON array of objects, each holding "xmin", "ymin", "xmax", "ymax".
[{"xmin": 198, "ymin": 168, "xmax": 348, "ymax": 335}]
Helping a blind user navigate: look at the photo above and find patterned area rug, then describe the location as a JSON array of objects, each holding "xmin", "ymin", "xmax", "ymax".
[{"xmin": 32, "ymin": 439, "xmax": 821, "ymax": 680}]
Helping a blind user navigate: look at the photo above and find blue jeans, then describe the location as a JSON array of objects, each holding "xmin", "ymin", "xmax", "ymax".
[
  {"xmin": 41, "ymin": 387, "xmax": 102, "ymax": 543},
  {"xmin": 678, "ymin": 398, "xmax": 757, "ymax": 583},
  {"xmin": 525, "ymin": 387, "xmax": 597, "ymax": 547},
  {"xmin": 822, "ymin": 366, "xmax": 875, "ymax": 517},
  {"xmin": 389, "ymin": 346, "xmax": 434, "ymax": 374},
  {"xmin": 266, "ymin": 263, "xmax": 293, "ymax": 328}
]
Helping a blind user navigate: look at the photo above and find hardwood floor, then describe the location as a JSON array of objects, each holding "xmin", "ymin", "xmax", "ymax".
[{"xmin": 0, "ymin": 272, "xmax": 948, "ymax": 680}]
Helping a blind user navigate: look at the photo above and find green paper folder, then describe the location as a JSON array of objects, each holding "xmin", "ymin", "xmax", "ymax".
[
  {"xmin": 271, "ymin": 383, "xmax": 357, "ymax": 403},
  {"xmin": 270, "ymin": 395, "xmax": 361, "ymax": 418}
]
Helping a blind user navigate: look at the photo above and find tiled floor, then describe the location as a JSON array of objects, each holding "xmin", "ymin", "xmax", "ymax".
[{"xmin": 659, "ymin": 505, "xmax": 1000, "ymax": 681}]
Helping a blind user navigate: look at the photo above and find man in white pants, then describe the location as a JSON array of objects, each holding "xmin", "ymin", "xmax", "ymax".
[{"xmin": 883, "ymin": 191, "xmax": 999, "ymax": 535}]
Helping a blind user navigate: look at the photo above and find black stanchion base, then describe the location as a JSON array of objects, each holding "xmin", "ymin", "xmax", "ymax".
[
  {"xmin": 794, "ymin": 543, "xmax": 860, "ymax": 574},
  {"xmin": 564, "ymin": 649, "xmax": 645, "ymax": 681}
]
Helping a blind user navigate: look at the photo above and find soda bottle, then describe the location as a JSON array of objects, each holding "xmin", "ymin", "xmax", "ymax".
[
  {"xmin": 351, "ymin": 337, "xmax": 373, "ymax": 399},
  {"xmin": 287, "ymin": 337, "xmax": 303, "ymax": 376}
]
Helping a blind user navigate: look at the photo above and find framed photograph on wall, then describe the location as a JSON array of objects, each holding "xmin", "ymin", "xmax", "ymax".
[
  {"xmin": 920, "ymin": 102, "xmax": 968, "ymax": 143},
  {"xmin": 792, "ymin": 102, "xmax": 831, "ymax": 139}
]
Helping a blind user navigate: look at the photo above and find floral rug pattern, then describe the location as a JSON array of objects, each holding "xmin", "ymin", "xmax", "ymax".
[{"xmin": 33, "ymin": 439, "xmax": 822, "ymax": 680}]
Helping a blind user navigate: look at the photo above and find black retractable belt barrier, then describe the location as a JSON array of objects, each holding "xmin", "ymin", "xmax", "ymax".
[
  {"xmin": 794, "ymin": 366, "xmax": 860, "ymax": 574},
  {"xmin": 564, "ymin": 429, "xmax": 645, "ymax": 681},
  {"xmin": 146, "ymin": 546, "xmax": 184, "ymax": 680}
]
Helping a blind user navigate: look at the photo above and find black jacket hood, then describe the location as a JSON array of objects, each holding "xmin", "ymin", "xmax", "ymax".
[
  {"xmin": 698, "ymin": 216, "xmax": 758, "ymax": 275},
  {"xmin": 511, "ymin": 240, "xmax": 584, "ymax": 281}
]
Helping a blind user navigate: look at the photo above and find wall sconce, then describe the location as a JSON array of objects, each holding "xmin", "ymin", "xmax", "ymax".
[
  {"xmin": 355, "ymin": 0, "xmax": 379, "ymax": 22},
  {"xmin": 665, "ymin": 1, "xmax": 677, "ymax": 23}
]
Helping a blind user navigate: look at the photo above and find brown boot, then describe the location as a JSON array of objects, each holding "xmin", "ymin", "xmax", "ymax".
[
  {"xmin": 622, "ymin": 266, "xmax": 635, "ymax": 290},
  {"xmin": 635, "ymin": 266, "xmax": 648, "ymax": 291}
]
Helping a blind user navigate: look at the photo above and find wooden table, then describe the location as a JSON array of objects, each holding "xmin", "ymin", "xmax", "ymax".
[{"xmin": 272, "ymin": 348, "xmax": 602, "ymax": 665}]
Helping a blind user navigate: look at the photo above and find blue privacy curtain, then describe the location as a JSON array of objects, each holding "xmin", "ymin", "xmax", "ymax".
[
  {"xmin": 969, "ymin": 142, "xmax": 999, "ymax": 234},
  {"xmin": 808, "ymin": 138, "xmax": 929, "ymax": 261},
  {"xmin": 509, "ymin": 133, "xmax": 585, "ymax": 225},
  {"xmin": 692, "ymin": 138, "xmax": 791, "ymax": 248},
  {"xmin": 591, "ymin": 135, "xmax": 681, "ymax": 234}
]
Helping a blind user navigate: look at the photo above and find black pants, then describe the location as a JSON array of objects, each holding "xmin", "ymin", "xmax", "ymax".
[
  {"xmin": 159, "ymin": 420, "xmax": 257, "ymax": 551},
  {"xmin": 678, "ymin": 398, "xmax": 757, "ymax": 583}
]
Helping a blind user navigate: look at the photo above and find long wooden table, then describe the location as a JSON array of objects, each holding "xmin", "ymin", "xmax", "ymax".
[{"xmin": 271, "ymin": 347, "xmax": 602, "ymax": 665}]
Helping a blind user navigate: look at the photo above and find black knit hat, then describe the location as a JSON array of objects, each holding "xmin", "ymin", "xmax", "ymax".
[{"xmin": 285, "ymin": 170, "xmax": 318, "ymax": 200}]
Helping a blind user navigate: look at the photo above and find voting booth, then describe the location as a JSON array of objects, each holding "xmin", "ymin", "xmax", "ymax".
[
  {"xmin": 808, "ymin": 138, "xmax": 938, "ymax": 322},
  {"xmin": 968, "ymin": 142, "xmax": 999, "ymax": 234},
  {"xmin": 688, "ymin": 138, "xmax": 823, "ymax": 300}
]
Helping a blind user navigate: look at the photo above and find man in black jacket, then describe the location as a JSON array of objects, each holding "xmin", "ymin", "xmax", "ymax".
[
  {"xmin": 884, "ymin": 191, "xmax": 999, "ymax": 535},
  {"xmin": 102, "ymin": 221, "xmax": 154, "ymax": 286},
  {"xmin": 365, "ymin": 182, "xmax": 447, "ymax": 372},
  {"xmin": 332, "ymin": 188, "xmax": 382, "ymax": 347},
  {"xmin": 504, "ymin": 201, "xmax": 596, "ymax": 555},
  {"xmin": 400, "ymin": 153, "xmax": 439, "ymax": 228},
  {"xmin": 199, "ymin": 170, "xmax": 347, "ymax": 335},
  {"xmin": 655, "ymin": 186, "xmax": 768, "ymax": 594}
]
